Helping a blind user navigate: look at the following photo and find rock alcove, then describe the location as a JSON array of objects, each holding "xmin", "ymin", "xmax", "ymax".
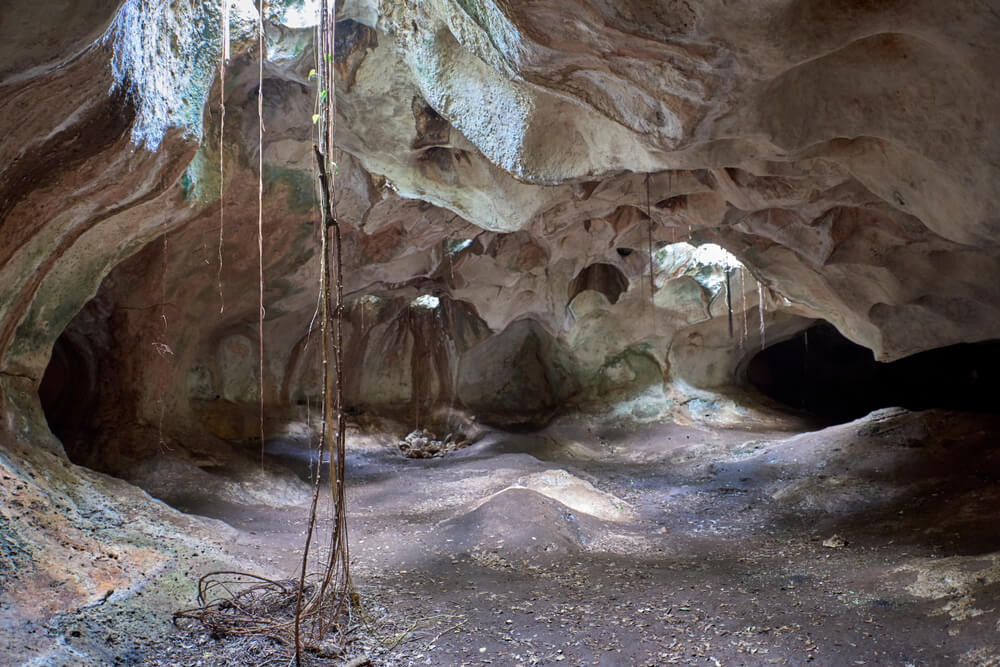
[
  {"xmin": 746, "ymin": 323, "xmax": 1000, "ymax": 423},
  {"xmin": 2, "ymin": 0, "xmax": 1000, "ymax": 664}
]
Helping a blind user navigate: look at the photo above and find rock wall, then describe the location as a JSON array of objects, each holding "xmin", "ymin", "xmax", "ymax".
[
  {"xmin": 4, "ymin": 0, "xmax": 999, "ymax": 452},
  {"xmin": 1, "ymin": 0, "xmax": 999, "ymax": 621}
]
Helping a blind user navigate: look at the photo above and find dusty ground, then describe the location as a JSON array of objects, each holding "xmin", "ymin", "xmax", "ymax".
[{"xmin": 12, "ymin": 408, "xmax": 1000, "ymax": 666}]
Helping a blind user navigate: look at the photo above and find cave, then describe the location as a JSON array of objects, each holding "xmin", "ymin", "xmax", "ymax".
[
  {"xmin": 747, "ymin": 322, "xmax": 1000, "ymax": 423},
  {"xmin": 37, "ymin": 333, "xmax": 98, "ymax": 463},
  {"xmin": 2, "ymin": 1, "xmax": 1000, "ymax": 666},
  {"xmin": 568, "ymin": 263, "xmax": 630, "ymax": 305}
]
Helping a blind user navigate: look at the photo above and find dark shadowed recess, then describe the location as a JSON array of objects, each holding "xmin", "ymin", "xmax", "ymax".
[
  {"xmin": 38, "ymin": 333, "xmax": 99, "ymax": 461},
  {"xmin": 747, "ymin": 322, "xmax": 1000, "ymax": 423},
  {"xmin": 568, "ymin": 262, "xmax": 629, "ymax": 305}
]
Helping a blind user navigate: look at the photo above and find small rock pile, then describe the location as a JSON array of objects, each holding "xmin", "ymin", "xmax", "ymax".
[{"xmin": 397, "ymin": 429, "xmax": 470, "ymax": 458}]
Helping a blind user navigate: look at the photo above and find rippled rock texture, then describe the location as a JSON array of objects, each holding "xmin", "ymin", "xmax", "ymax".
[{"xmin": 1, "ymin": 0, "xmax": 999, "ymax": 640}]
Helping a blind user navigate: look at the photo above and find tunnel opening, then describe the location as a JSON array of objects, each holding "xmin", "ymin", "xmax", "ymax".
[
  {"xmin": 567, "ymin": 262, "xmax": 629, "ymax": 305},
  {"xmin": 38, "ymin": 332, "xmax": 99, "ymax": 464},
  {"xmin": 746, "ymin": 322, "xmax": 1000, "ymax": 423}
]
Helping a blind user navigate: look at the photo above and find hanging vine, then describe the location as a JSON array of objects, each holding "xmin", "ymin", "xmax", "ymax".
[
  {"xmin": 293, "ymin": 2, "xmax": 352, "ymax": 659},
  {"xmin": 740, "ymin": 267, "xmax": 748, "ymax": 348},
  {"xmin": 155, "ymin": 232, "xmax": 173, "ymax": 452},
  {"xmin": 758, "ymin": 280, "xmax": 767, "ymax": 349},
  {"xmin": 667, "ymin": 170, "xmax": 677, "ymax": 244},
  {"xmin": 256, "ymin": 0, "xmax": 266, "ymax": 466},
  {"xmin": 645, "ymin": 173, "xmax": 656, "ymax": 324},
  {"xmin": 217, "ymin": 0, "xmax": 228, "ymax": 315},
  {"xmin": 725, "ymin": 267, "xmax": 734, "ymax": 339},
  {"xmin": 175, "ymin": 2, "xmax": 354, "ymax": 662}
]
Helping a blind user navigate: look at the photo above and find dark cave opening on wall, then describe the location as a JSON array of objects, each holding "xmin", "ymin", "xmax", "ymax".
[{"xmin": 746, "ymin": 322, "xmax": 1000, "ymax": 423}]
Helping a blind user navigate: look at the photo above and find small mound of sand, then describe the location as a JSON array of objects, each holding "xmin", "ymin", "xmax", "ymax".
[
  {"xmin": 440, "ymin": 487, "xmax": 604, "ymax": 555},
  {"xmin": 513, "ymin": 469, "xmax": 634, "ymax": 522}
]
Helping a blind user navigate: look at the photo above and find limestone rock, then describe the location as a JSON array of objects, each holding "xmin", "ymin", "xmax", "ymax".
[{"xmin": 2, "ymin": 0, "xmax": 1000, "ymax": 628}]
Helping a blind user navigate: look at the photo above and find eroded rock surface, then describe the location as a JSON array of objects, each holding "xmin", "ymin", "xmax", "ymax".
[{"xmin": 1, "ymin": 0, "xmax": 999, "ymax": 656}]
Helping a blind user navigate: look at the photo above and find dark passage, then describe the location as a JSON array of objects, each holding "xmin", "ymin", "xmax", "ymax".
[
  {"xmin": 567, "ymin": 262, "xmax": 629, "ymax": 306},
  {"xmin": 747, "ymin": 322, "xmax": 1000, "ymax": 422},
  {"xmin": 38, "ymin": 333, "xmax": 98, "ymax": 461}
]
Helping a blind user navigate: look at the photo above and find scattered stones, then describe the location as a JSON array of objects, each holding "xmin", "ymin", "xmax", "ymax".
[{"xmin": 398, "ymin": 429, "xmax": 471, "ymax": 458}]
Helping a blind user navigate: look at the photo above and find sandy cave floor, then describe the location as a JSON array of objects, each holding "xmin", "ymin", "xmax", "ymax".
[{"xmin": 25, "ymin": 408, "xmax": 1000, "ymax": 666}]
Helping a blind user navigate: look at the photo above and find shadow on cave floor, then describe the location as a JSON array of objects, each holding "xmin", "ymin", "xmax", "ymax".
[{"xmin": 89, "ymin": 406, "xmax": 1000, "ymax": 667}]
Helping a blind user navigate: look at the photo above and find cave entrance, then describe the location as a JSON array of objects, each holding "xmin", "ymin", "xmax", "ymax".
[
  {"xmin": 746, "ymin": 322, "xmax": 1000, "ymax": 423},
  {"xmin": 38, "ymin": 332, "xmax": 98, "ymax": 464}
]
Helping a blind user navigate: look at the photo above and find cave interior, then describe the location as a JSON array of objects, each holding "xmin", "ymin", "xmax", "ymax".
[{"xmin": 2, "ymin": 0, "xmax": 1000, "ymax": 665}]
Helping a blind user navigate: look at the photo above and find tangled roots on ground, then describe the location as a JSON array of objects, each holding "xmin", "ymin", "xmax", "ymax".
[{"xmin": 173, "ymin": 571, "xmax": 358, "ymax": 660}]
